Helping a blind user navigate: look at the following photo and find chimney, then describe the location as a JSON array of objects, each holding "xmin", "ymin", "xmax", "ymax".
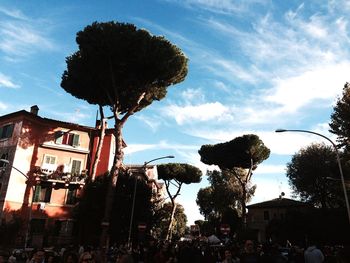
[{"xmin": 30, "ymin": 105, "xmax": 39, "ymax": 115}]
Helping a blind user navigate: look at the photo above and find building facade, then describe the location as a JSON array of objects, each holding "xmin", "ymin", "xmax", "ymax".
[
  {"xmin": 246, "ymin": 196, "xmax": 310, "ymax": 242},
  {"xmin": 0, "ymin": 105, "xmax": 165, "ymax": 247},
  {"xmin": 0, "ymin": 105, "xmax": 95, "ymax": 247}
]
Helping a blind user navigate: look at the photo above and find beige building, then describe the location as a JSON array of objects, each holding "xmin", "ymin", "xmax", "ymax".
[{"xmin": 246, "ymin": 197, "xmax": 310, "ymax": 242}]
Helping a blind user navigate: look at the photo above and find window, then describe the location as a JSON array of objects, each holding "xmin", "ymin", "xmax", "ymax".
[
  {"xmin": 41, "ymin": 155, "xmax": 57, "ymax": 173},
  {"xmin": 263, "ymin": 210, "xmax": 270, "ymax": 220},
  {"xmin": 0, "ymin": 124, "xmax": 14, "ymax": 139},
  {"xmin": 71, "ymin": 160, "xmax": 82, "ymax": 176},
  {"xmin": 34, "ymin": 185, "xmax": 52, "ymax": 203},
  {"xmin": 66, "ymin": 188, "xmax": 78, "ymax": 205},
  {"xmin": 55, "ymin": 131, "xmax": 79, "ymax": 147},
  {"xmin": 44, "ymin": 155, "xmax": 56, "ymax": 165}
]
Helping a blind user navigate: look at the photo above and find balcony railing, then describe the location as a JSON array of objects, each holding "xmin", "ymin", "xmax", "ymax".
[{"xmin": 33, "ymin": 166, "xmax": 88, "ymax": 185}]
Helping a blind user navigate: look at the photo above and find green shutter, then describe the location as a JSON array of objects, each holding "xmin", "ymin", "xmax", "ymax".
[
  {"xmin": 44, "ymin": 187, "xmax": 52, "ymax": 203},
  {"xmin": 5, "ymin": 124, "xmax": 14, "ymax": 138},
  {"xmin": 34, "ymin": 185, "xmax": 41, "ymax": 202},
  {"xmin": 0, "ymin": 126, "xmax": 3, "ymax": 139},
  {"xmin": 72, "ymin": 134, "xmax": 80, "ymax": 147},
  {"xmin": 71, "ymin": 160, "xmax": 81, "ymax": 175}
]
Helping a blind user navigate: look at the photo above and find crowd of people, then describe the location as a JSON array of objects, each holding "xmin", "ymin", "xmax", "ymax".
[{"xmin": 0, "ymin": 239, "xmax": 349, "ymax": 263}]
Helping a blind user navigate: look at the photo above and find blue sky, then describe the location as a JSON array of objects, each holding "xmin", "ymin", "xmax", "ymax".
[{"xmin": 1, "ymin": 0, "xmax": 349, "ymax": 225}]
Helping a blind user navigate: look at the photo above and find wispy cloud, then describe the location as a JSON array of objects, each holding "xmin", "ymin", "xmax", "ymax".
[
  {"xmin": 0, "ymin": 21, "xmax": 54, "ymax": 59},
  {"xmin": 163, "ymin": 0, "xmax": 266, "ymax": 15},
  {"xmin": 254, "ymin": 164, "xmax": 286, "ymax": 175},
  {"xmin": 163, "ymin": 102, "xmax": 233, "ymax": 125},
  {"xmin": 124, "ymin": 141, "xmax": 198, "ymax": 155},
  {"xmin": 0, "ymin": 6, "xmax": 28, "ymax": 20},
  {"xmin": 0, "ymin": 6, "xmax": 55, "ymax": 61},
  {"xmin": 0, "ymin": 72, "xmax": 19, "ymax": 88},
  {"xmin": 0, "ymin": 101, "xmax": 8, "ymax": 111}
]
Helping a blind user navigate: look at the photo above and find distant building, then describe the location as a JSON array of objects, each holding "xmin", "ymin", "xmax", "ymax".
[{"xmin": 246, "ymin": 196, "xmax": 310, "ymax": 242}]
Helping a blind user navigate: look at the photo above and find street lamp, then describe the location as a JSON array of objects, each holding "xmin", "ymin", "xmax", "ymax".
[
  {"xmin": 127, "ymin": 155, "xmax": 174, "ymax": 249},
  {"xmin": 0, "ymin": 159, "xmax": 35, "ymax": 249},
  {"xmin": 275, "ymin": 129, "xmax": 350, "ymax": 224}
]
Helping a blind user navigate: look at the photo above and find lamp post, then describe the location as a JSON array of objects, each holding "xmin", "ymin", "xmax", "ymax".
[
  {"xmin": 275, "ymin": 129, "xmax": 350, "ymax": 224},
  {"xmin": 0, "ymin": 159, "xmax": 35, "ymax": 249},
  {"xmin": 127, "ymin": 155, "xmax": 174, "ymax": 249}
]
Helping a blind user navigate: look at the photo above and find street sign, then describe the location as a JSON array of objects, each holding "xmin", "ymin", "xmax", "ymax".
[{"xmin": 138, "ymin": 222, "xmax": 147, "ymax": 231}]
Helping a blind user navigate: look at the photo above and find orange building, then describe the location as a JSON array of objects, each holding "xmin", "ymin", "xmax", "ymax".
[
  {"xmin": 0, "ymin": 106, "xmax": 165, "ymax": 248},
  {"xmin": 0, "ymin": 105, "xmax": 96, "ymax": 247}
]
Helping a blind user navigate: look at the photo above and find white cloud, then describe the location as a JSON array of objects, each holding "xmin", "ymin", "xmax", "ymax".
[
  {"xmin": 124, "ymin": 141, "xmax": 198, "ymax": 155},
  {"xmin": 0, "ymin": 6, "xmax": 28, "ymax": 20},
  {"xmin": 0, "ymin": 102, "xmax": 8, "ymax": 111},
  {"xmin": 0, "ymin": 72, "xmax": 19, "ymax": 88},
  {"xmin": 134, "ymin": 115, "xmax": 161, "ymax": 132},
  {"xmin": 164, "ymin": 0, "xmax": 266, "ymax": 15},
  {"xmin": 249, "ymin": 178, "xmax": 293, "ymax": 205},
  {"xmin": 0, "ymin": 20, "xmax": 54, "ymax": 59},
  {"xmin": 181, "ymin": 88, "xmax": 206, "ymax": 104},
  {"xmin": 163, "ymin": 102, "xmax": 233, "ymax": 125},
  {"xmin": 254, "ymin": 164, "xmax": 286, "ymax": 175},
  {"xmin": 264, "ymin": 63, "xmax": 350, "ymax": 113}
]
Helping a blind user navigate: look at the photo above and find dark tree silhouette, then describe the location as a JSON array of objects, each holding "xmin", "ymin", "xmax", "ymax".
[
  {"xmin": 60, "ymin": 21, "xmax": 188, "ymax": 248},
  {"xmin": 286, "ymin": 143, "xmax": 345, "ymax": 208},
  {"xmin": 330, "ymin": 82, "xmax": 350, "ymax": 150},
  {"xmin": 157, "ymin": 163, "xmax": 202, "ymax": 240},
  {"xmin": 198, "ymin": 134, "xmax": 270, "ymax": 225}
]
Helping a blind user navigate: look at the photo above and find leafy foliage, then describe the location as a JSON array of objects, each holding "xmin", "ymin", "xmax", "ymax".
[
  {"xmin": 157, "ymin": 163, "xmax": 202, "ymax": 184},
  {"xmin": 198, "ymin": 134, "xmax": 269, "ymax": 225},
  {"xmin": 153, "ymin": 202, "xmax": 187, "ymax": 240},
  {"xmin": 157, "ymin": 163, "xmax": 202, "ymax": 240},
  {"xmin": 198, "ymin": 134, "xmax": 270, "ymax": 170},
  {"xmin": 74, "ymin": 172, "xmax": 153, "ymax": 245},
  {"xmin": 61, "ymin": 21, "xmax": 188, "ymax": 247},
  {"xmin": 61, "ymin": 21, "xmax": 188, "ymax": 112},
  {"xmin": 196, "ymin": 170, "xmax": 241, "ymax": 219},
  {"xmin": 286, "ymin": 143, "xmax": 345, "ymax": 208},
  {"xmin": 330, "ymin": 82, "xmax": 350, "ymax": 150}
]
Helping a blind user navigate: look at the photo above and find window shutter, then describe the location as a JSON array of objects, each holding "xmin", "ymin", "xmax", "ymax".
[
  {"xmin": 44, "ymin": 187, "xmax": 52, "ymax": 203},
  {"xmin": 72, "ymin": 134, "xmax": 80, "ymax": 147},
  {"xmin": 55, "ymin": 131, "xmax": 63, "ymax": 144},
  {"xmin": 34, "ymin": 185, "xmax": 41, "ymax": 202},
  {"xmin": 71, "ymin": 160, "xmax": 81, "ymax": 175},
  {"xmin": 0, "ymin": 126, "xmax": 3, "ymax": 138},
  {"xmin": 5, "ymin": 124, "xmax": 14, "ymax": 138}
]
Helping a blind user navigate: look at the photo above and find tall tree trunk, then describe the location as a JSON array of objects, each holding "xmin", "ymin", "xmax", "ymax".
[
  {"xmin": 100, "ymin": 112, "xmax": 124, "ymax": 257},
  {"xmin": 91, "ymin": 105, "xmax": 106, "ymax": 181},
  {"xmin": 241, "ymin": 184, "xmax": 247, "ymax": 227},
  {"xmin": 99, "ymin": 94, "xmax": 144, "ymax": 258},
  {"xmin": 242, "ymin": 159, "xmax": 253, "ymax": 228},
  {"xmin": 166, "ymin": 201, "xmax": 177, "ymax": 241}
]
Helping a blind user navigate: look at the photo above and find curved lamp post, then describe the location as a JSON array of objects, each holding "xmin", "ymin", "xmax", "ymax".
[
  {"xmin": 275, "ymin": 129, "xmax": 350, "ymax": 224},
  {"xmin": 127, "ymin": 155, "xmax": 174, "ymax": 249},
  {"xmin": 0, "ymin": 159, "xmax": 34, "ymax": 249}
]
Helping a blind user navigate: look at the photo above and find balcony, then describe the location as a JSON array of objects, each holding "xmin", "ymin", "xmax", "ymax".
[{"xmin": 33, "ymin": 166, "xmax": 88, "ymax": 186}]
